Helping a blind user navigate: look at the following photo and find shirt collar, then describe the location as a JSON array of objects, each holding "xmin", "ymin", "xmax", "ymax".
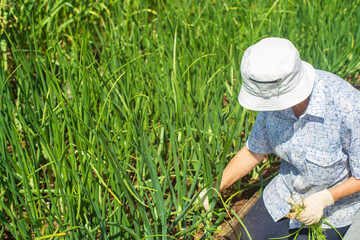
[
  {"xmin": 280, "ymin": 73, "xmax": 325, "ymax": 119},
  {"xmin": 303, "ymin": 74, "xmax": 326, "ymax": 118}
]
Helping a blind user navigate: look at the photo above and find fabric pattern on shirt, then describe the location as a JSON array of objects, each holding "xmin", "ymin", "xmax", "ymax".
[{"xmin": 246, "ymin": 70, "xmax": 360, "ymax": 229}]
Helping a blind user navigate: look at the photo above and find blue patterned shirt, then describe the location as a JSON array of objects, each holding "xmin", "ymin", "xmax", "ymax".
[{"xmin": 246, "ymin": 70, "xmax": 360, "ymax": 229}]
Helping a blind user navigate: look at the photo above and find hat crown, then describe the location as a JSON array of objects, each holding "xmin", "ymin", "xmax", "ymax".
[
  {"xmin": 241, "ymin": 38, "xmax": 303, "ymax": 99},
  {"xmin": 242, "ymin": 38, "xmax": 300, "ymax": 82}
]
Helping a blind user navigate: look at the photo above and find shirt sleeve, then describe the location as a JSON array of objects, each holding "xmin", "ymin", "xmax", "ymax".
[
  {"xmin": 348, "ymin": 117, "xmax": 360, "ymax": 179},
  {"xmin": 245, "ymin": 111, "xmax": 273, "ymax": 155}
]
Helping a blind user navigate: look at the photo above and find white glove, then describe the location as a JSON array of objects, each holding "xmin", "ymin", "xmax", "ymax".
[
  {"xmin": 296, "ymin": 189, "xmax": 334, "ymax": 225},
  {"xmin": 197, "ymin": 189, "xmax": 210, "ymax": 211}
]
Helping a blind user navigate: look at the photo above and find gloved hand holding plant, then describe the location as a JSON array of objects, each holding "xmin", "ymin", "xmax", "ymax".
[
  {"xmin": 286, "ymin": 189, "xmax": 334, "ymax": 225},
  {"xmin": 197, "ymin": 188, "xmax": 210, "ymax": 211},
  {"xmin": 284, "ymin": 189, "xmax": 336, "ymax": 240}
]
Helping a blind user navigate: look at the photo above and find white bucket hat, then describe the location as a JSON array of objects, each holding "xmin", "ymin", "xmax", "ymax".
[{"xmin": 238, "ymin": 37, "xmax": 315, "ymax": 111}]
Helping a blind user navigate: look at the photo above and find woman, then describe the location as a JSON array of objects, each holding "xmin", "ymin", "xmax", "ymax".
[{"xmin": 217, "ymin": 37, "xmax": 360, "ymax": 239}]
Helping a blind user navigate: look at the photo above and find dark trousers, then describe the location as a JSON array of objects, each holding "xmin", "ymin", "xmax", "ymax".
[{"xmin": 239, "ymin": 195, "xmax": 349, "ymax": 240}]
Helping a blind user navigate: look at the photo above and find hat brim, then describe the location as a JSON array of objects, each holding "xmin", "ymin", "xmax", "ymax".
[{"xmin": 238, "ymin": 61, "xmax": 315, "ymax": 111}]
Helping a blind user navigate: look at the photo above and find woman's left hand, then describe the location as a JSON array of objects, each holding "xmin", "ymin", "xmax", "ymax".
[{"xmin": 295, "ymin": 189, "xmax": 334, "ymax": 225}]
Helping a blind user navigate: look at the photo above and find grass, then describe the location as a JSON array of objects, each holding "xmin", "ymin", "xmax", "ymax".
[{"xmin": 1, "ymin": 0, "xmax": 360, "ymax": 239}]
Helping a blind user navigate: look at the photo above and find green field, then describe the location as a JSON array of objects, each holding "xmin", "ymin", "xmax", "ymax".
[{"xmin": 1, "ymin": 0, "xmax": 360, "ymax": 239}]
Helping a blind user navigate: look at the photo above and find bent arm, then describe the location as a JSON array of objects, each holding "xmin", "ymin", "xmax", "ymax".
[
  {"xmin": 329, "ymin": 176, "xmax": 360, "ymax": 202},
  {"xmin": 220, "ymin": 145, "xmax": 264, "ymax": 192}
]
